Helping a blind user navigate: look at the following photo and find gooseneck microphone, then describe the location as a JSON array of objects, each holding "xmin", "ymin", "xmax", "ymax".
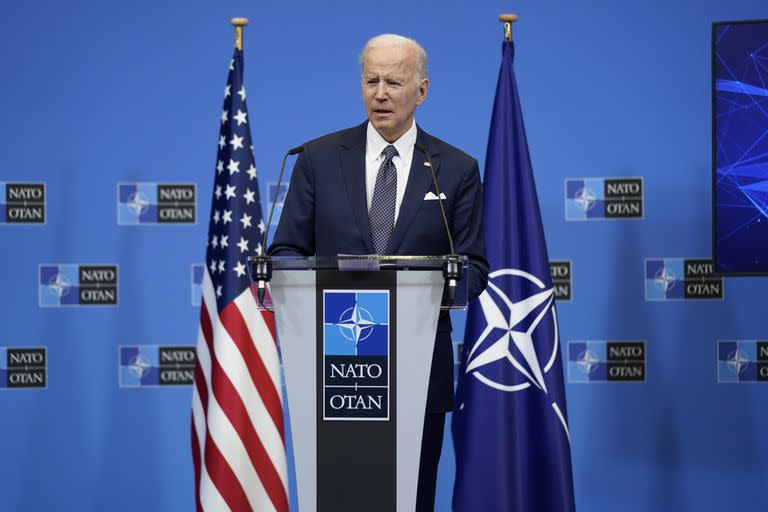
[
  {"xmin": 252, "ymin": 144, "xmax": 304, "ymax": 306},
  {"xmin": 413, "ymin": 141, "xmax": 462, "ymax": 302}
]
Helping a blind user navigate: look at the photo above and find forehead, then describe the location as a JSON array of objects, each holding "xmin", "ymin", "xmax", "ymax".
[{"xmin": 362, "ymin": 45, "xmax": 415, "ymax": 77}]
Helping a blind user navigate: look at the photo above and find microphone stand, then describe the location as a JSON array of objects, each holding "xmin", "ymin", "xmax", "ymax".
[
  {"xmin": 252, "ymin": 145, "xmax": 304, "ymax": 306},
  {"xmin": 414, "ymin": 141, "xmax": 462, "ymax": 303}
]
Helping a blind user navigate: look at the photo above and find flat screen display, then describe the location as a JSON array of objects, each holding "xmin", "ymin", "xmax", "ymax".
[{"xmin": 713, "ymin": 20, "xmax": 768, "ymax": 275}]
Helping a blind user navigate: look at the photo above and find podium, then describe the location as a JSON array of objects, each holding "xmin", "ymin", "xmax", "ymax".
[{"xmin": 251, "ymin": 256, "xmax": 466, "ymax": 512}]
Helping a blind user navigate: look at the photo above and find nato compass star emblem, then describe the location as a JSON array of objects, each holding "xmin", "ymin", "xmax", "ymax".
[
  {"xmin": 574, "ymin": 187, "xmax": 597, "ymax": 212},
  {"xmin": 576, "ymin": 350, "xmax": 600, "ymax": 375},
  {"xmin": 726, "ymin": 349, "xmax": 750, "ymax": 375},
  {"xmin": 128, "ymin": 353, "xmax": 152, "ymax": 379},
  {"xmin": 654, "ymin": 266, "xmax": 676, "ymax": 292},
  {"xmin": 465, "ymin": 269, "xmax": 557, "ymax": 392},
  {"xmin": 334, "ymin": 303, "xmax": 379, "ymax": 352},
  {"xmin": 463, "ymin": 268, "xmax": 570, "ymax": 439},
  {"xmin": 47, "ymin": 272, "xmax": 71, "ymax": 299},
  {"xmin": 127, "ymin": 191, "xmax": 150, "ymax": 216}
]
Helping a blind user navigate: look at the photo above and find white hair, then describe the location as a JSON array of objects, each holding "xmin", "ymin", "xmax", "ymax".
[{"xmin": 359, "ymin": 33, "xmax": 428, "ymax": 82}]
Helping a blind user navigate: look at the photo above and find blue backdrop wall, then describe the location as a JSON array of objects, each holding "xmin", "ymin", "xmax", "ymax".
[{"xmin": 1, "ymin": 0, "xmax": 767, "ymax": 510}]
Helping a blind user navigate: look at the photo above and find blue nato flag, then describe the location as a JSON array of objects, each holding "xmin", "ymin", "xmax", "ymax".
[{"xmin": 452, "ymin": 40, "xmax": 576, "ymax": 511}]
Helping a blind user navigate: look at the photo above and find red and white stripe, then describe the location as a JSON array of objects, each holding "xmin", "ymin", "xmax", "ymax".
[{"xmin": 192, "ymin": 270, "xmax": 288, "ymax": 512}]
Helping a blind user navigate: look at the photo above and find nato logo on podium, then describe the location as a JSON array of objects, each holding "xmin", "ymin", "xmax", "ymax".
[{"xmin": 323, "ymin": 290, "xmax": 390, "ymax": 421}]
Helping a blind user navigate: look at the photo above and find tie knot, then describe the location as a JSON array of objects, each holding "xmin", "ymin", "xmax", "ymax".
[{"xmin": 381, "ymin": 144, "xmax": 398, "ymax": 161}]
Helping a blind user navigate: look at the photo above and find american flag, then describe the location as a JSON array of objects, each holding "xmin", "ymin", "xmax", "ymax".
[{"xmin": 191, "ymin": 47, "xmax": 288, "ymax": 512}]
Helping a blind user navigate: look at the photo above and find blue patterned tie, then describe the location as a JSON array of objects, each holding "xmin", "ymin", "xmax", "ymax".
[{"xmin": 369, "ymin": 144, "xmax": 398, "ymax": 254}]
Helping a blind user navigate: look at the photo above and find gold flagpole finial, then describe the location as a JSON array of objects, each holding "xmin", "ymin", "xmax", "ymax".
[
  {"xmin": 231, "ymin": 17, "xmax": 249, "ymax": 51},
  {"xmin": 498, "ymin": 14, "xmax": 518, "ymax": 42}
]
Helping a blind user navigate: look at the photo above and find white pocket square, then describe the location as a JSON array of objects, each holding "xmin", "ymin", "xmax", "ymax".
[{"xmin": 424, "ymin": 191, "xmax": 446, "ymax": 200}]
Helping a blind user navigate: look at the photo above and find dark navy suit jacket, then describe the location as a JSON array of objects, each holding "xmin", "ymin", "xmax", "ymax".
[{"xmin": 270, "ymin": 122, "xmax": 488, "ymax": 412}]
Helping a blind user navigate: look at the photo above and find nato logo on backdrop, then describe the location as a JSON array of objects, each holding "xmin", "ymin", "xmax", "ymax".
[
  {"xmin": 0, "ymin": 347, "xmax": 47, "ymax": 389},
  {"xmin": 718, "ymin": 341, "xmax": 768, "ymax": 383},
  {"xmin": 645, "ymin": 258, "xmax": 724, "ymax": 301},
  {"xmin": 39, "ymin": 264, "xmax": 118, "ymax": 307},
  {"xmin": 453, "ymin": 340, "xmax": 463, "ymax": 384},
  {"xmin": 266, "ymin": 182, "xmax": 288, "ymax": 233},
  {"xmin": 323, "ymin": 290, "xmax": 389, "ymax": 420},
  {"xmin": 565, "ymin": 177, "xmax": 643, "ymax": 220},
  {"xmin": 267, "ymin": 182, "xmax": 288, "ymax": 211},
  {"xmin": 117, "ymin": 182, "xmax": 196, "ymax": 225},
  {"xmin": 549, "ymin": 260, "xmax": 572, "ymax": 301},
  {"xmin": 119, "ymin": 346, "xmax": 196, "ymax": 387},
  {"xmin": 191, "ymin": 263, "xmax": 204, "ymax": 306},
  {"xmin": 568, "ymin": 341, "xmax": 646, "ymax": 382},
  {"xmin": 0, "ymin": 182, "xmax": 45, "ymax": 224}
]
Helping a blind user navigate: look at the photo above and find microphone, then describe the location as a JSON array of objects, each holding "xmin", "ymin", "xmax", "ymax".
[
  {"xmin": 252, "ymin": 144, "xmax": 305, "ymax": 306},
  {"xmin": 413, "ymin": 141, "xmax": 462, "ymax": 303}
]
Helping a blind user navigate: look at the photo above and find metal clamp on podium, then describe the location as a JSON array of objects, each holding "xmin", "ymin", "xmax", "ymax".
[{"xmin": 247, "ymin": 254, "xmax": 468, "ymax": 312}]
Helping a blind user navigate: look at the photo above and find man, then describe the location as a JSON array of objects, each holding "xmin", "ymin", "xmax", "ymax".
[{"xmin": 270, "ymin": 34, "xmax": 488, "ymax": 511}]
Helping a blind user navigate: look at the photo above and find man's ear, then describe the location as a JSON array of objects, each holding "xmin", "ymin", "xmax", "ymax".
[{"xmin": 416, "ymin": 78, "xmax": 429, "ymax": 106}]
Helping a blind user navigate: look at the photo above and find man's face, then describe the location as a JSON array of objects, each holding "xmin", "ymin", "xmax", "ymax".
[{"xmin": 362, "ymin": 45, "xmax": 428, "ymax": 143}]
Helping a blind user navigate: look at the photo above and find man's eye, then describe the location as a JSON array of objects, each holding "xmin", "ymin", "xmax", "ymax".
[
  {"xmin": 366, "ymin": 79, "xmax": 378, "ymax": 85},
  {"xmin": 388, "ymin": 81, "xmax": 402, "ymax": 87}
]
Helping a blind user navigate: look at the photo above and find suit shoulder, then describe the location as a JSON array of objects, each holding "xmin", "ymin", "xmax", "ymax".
[
  {"xmin": 302, "ymin": 124, "xmax": 364, "ymax": 152},
  {"xmin": 425, "ymin": 132, "xmax": 477, "ymax": 169}
]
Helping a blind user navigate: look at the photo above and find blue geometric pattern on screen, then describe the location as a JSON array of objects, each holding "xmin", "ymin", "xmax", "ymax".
[
  {"xmin": 645, "ymin": 258, "xmax": 684, "ymax": 301},
  {"xmin": 718, "ymin": 340, "xmax": 759, "ymax": 383},
  {"xmin": 324, "ymin": 291, "xmax": 389, "ymax": 356},
  {"xmin": 120, "ymin": 346, "xmax": 160, "ymax": 387},
  {"xmin": 567, "ymin": 341, "xmax": 608, "ymax": 382},
  {"xmin": 714, "ymin": 22, "xmax": 768, "ymax": 272},
  {"xmin": 118, "ymin": 183, "xmax": 158, "ymax": 224},
  {"xmin": 39, "ymin": 265, "xmax": 80, "ymax": 306},
  {"xmin": 565, "ymin": 178, "xmax": 605, "ymax": 220},
  {"xmin": 0, "ymin": 347, "xmax": 6, "ymax": 388}
]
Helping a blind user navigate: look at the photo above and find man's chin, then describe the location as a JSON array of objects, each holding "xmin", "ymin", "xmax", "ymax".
[{"xmin": 369, "ymin": 119, "xmax": 401, "ymax": 142}]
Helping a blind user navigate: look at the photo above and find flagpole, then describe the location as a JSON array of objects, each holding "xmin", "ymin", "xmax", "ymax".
[
  {"xmin": 231, "ymin": 17, "xmax": 248, "ymax": 50},
  {"xmin": 498, "ymin": 13, "xmax": 518, "ymax": 41}
]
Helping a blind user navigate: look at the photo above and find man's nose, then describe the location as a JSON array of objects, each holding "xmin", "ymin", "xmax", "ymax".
[{"xmin": 374, "ymin": 81, "xmax": 388, "ymax": 100}]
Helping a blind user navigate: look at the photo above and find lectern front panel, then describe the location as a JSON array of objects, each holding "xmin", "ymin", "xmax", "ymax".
[
  {"xmin": 316, "ymin": 271, "xmax": 396, "ymax": 512},
  {"xmin": 271, "ymin": 269, "xmax": 443, "ymax": 512}
]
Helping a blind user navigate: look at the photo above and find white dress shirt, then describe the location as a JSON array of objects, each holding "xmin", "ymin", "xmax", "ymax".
[{"xmin": 365, "ymin": 120, "xmax": 417, "ymax": 222}]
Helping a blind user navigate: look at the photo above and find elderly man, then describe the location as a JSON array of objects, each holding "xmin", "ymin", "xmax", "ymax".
[{"xmin": 270, "ymin": 34, "xmax": 488, "ymax": 510}]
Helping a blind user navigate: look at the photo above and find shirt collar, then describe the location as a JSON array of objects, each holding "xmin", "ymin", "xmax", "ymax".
[{"xmin": 366, "ymin": 119, "xmax": 417, "ymax": 160}]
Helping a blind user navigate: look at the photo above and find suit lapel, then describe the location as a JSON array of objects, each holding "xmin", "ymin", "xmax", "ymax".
[
  {"xmin": 387, "ymin": 128, "xmax": 441, "ymax": 254},
  {"xmin": 339, "ymin": 123, "xmax": 375, "ymax": 253}
]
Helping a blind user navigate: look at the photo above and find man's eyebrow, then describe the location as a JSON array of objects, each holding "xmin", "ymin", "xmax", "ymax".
[
  {"xmin": 363, "ymin": 72, "xmax": 409, "ymax": 83},
  {"xmin": 366, "ymin": 74, "xmax": 406, "ymax": 81}
]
